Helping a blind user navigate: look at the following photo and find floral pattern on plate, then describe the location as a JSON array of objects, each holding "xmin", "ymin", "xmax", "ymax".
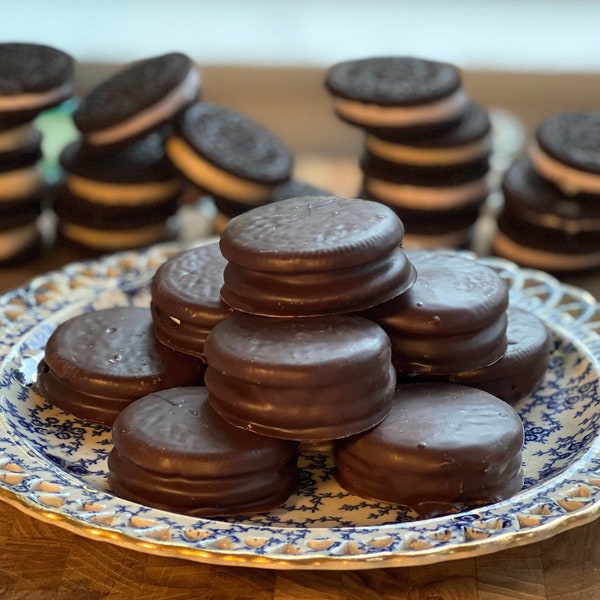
[{"xmin": 0, "ymin": 242, "xmax": 599, "ymax": 569}]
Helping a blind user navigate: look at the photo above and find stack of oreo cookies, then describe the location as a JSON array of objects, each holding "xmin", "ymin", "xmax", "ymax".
[
  {"xmin": 493, "ymin": 111, "xmax": 600, "ymax": 273},
  {"xmin": 325, "ymin": 56, "xmax": 493, "ymax": 249},
  {"xmin": 165, "ymin": 101, "xmax": 329, "ymax": 233},
  {"xmin": 54, "ymin": 52, "xmax": 201, "ymax": 253},
  {"xmin": 0, "ymin": 42, "xmax": 74, "ymax": 265}
]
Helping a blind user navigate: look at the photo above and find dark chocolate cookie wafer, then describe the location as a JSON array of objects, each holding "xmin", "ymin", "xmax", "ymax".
[
  {"xmin": 325, "ymin": 56, "xmax": 467, "ymax": 129},
  {"xmin": 167, "ymin": 102, "xmax": 293, "ymax": 205},
  {"xmin": 529, "ymin": 111, "xmax": 600, "ymax": 196},
  {"xmin": 204, "ymin": 312, "xmax": 396, "ymax": 441},
  {"xmin": 0, "ymin": 42, "xmax": 74, "ymax": 126},
  {"xmin": 449, "ymin": 305, "xmax": 552, "ymax": 403},
  {"xmin": 73, "ymin": 52, "xmax": 200, "ymax": 148},
  {"xmin": 108, "ymin": 386, "xmax": 299, "ymax": 517},
  {"xmin": 219, "ymin": 196, "xmax": 416, "ymax": 317},
  {"xmin": 36, "ymin": 307, "xmax": 206, "ymax": 425},
  {"xmin": 335, "ymin": 382, "xmax": 524, "ymax": 518},
  {"xmin": 151, "ymin": 241, "xmax": 233, "ymax": 359},
  {"xmin": 364, "ymin": 250, "xmax": 509, "ymax": 376}
]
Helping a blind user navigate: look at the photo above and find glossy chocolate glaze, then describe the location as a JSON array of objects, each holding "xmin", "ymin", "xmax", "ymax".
[
  {"xmin": 365, "ymin": 250, "xmax": 509, "ymax": 375},
  {"xmin": 388, "ymin": 311, "xmax": 508, "ymax": 375},
  {"xmin": 221, "ymin": 245, "xmax": 416, "ymax": 317},
  {"xmin": 204, "ymin": 312, "xmax": 396, "ymax": 440},
  {"xmin": 36, "ymin": 307, "xmax": 205, "ymax": 425},
  {"xmin": 108, "ymin": 387, "xmax": 299, "ymax": 516},
  {"xmin": 449, "ymin": 306, "xmax": 553, "ymax": 404},
  {"xmin": 335, "ymin": 382, "xmax": 524, "ymax": 518},
  {"xmin": 219, "ymin": 197, "xmax": 405, "ymax": 272},
  {"xmin": 151, "ymin": 242, "xmax": 233, "ymax": 358}
]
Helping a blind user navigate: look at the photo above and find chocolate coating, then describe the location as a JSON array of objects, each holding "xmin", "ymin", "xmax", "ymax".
[
  {"xmin": 365, "ymin": 250, "xmax": 509, "ymax": 375},
  {"xmin": 36, "ymin": 307, "xmax": 205, "ymax": 425},
  {"xmin": 219, "ymin": 196, "xmax": 414, "ymax": 316},
  {"xmin": 536, "ymin": 111, "xmax": 600, "ymax": 174},
  {"xmin": 220, "ymin": 196, "xmax": 403, "ymax": 272},
  {"xmin": 449, "ymin": 306, "xmax": 553, "ymax": 403},
  {"xmin": 172, "ymin": 101, "xmax": 293, "ymax": 184},
  {"xmin": 325, "ymin": 56, "xmax": 462, "ymax": 106},
  {"xmin": 204, "ymin": 312, "xmax": 396, "ymax": 440},
  {"xmin": 335, "ymin": 382, "xmax": 524, "ymax": 518},
  {"xmin": 222, "ymin": 245, "xmax": 416, "ymax": 317},
  {"xmin": 108, "ymin": 387, "xmax": 299, "ymax": 516},
  {"xmin": 150, "ymin": 241, "xmax": 233, "ymax": 358}
]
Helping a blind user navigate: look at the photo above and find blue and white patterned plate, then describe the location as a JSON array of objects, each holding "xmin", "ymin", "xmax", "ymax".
[{"xmin": 0, "ymin": 241, "xmax": 599, "ymax": 570}]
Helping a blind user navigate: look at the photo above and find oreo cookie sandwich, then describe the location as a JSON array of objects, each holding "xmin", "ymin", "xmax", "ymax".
[
  {"xmin": 166, "ymin": 102, "xmax": 293, "ymax": 206},
  {"xmin": 0, "ymin": 127, "xmax": 45, "ymax": 201},
  {"xmin": 73, "ymin": 52, "xmax": 201, "ymax": 149},
  {"xmin": 36, "ymin": 306, "xmax": 206, "ymax": 425},
  {"xmin": 360, "ymin": 147, "xmax": 490, "ymax": 249},
  {"xmin": 150, "ymin": 241, "xmax": 233, "ymax": 359},
  {"xmin": 219, "ymin": 196, "xmax": 416, "ymax": 317},
  {"xmin": 0, "ymin": 42, "xmax": 74, "ymax": 126},
  {"xmin": 54, "ymin": 134, "xmax": 186, "ymax": 253},
  {"xmin": 59, "ymin": 134, "xmax": 184, "ymax": 208},
  {"xmin": 529, "ymin": 111, "xmax": 600, "ymax": 196},
  {"xmin": 204, "ymin": 312, "xmax": 396, "ymax": 441},
  {"xmin": 364, "ymin": 250, "xmax": 509, "ymax": 376},
  {"xmin": 0, "ymin": 128, "xmax": 49, "ymax": 264},
  {"xmin": 52, "ymin": 189, "xmax": 181, "ymax": 253},
  {"xmin": 324, "ymin": 56, "xmax": 468, "ymax": 130},
  {"xmin": 493, "ymin": 156, "xmax": 600, "ymax": 272},
  {"xmin": 108, "ymin": 386, "xmax": 300, "ymax": 517},
  {"xmin": 335, "ymin": 382, "xmax": 524, "ymax": 518}
]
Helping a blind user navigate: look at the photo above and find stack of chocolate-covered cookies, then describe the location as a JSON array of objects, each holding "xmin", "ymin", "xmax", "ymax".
[
  {"xmin": 36, "ymin": 195, "xmax": 553, "ymax": 519},
  {"xmin": 54, "ymin": 52, "xmax": 201, "ymax": 253},
  {"xmin": 325, "ymin": 56, "xmax": 493, "ymax": 249},
  {"xmin": 493, "ymin": 111, "xmax": 600, "ymax": 273},
  {"xmin": 0, "ymin": 42, "xmax": 74, "ymax": 264}
]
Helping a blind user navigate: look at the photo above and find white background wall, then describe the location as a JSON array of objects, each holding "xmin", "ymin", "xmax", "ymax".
[{"xmin": 1, "ymin": 0, "xmax": 599, "ymax": 72}]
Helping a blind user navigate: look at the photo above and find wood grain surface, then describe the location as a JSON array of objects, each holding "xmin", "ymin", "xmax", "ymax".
[{"xmin": 0, "ymin": 499, "xmax": 598, "ymax": 599}]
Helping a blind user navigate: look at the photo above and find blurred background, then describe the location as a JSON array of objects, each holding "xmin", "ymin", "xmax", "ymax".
[
  {"xmin": 2, "ymin": 0, "xmax": 600, "ymax": 72},
  {"xmin": 1, "ymin": 0, "xmax": 600, "ymax": 291}
]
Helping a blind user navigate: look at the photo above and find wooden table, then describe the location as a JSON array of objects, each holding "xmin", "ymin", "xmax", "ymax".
[
  {"xmin": 1, "ymin": 64, "xmax": 600, "ymax": 596},
  {"xmin": 0, "ymin": 497, "xmax": 596, "ymax": 599}
]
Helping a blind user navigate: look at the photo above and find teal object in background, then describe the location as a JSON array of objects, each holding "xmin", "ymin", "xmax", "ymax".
[{"xmin": 34, "ymin": 98, "xmax": 79, "ymax": 184}]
